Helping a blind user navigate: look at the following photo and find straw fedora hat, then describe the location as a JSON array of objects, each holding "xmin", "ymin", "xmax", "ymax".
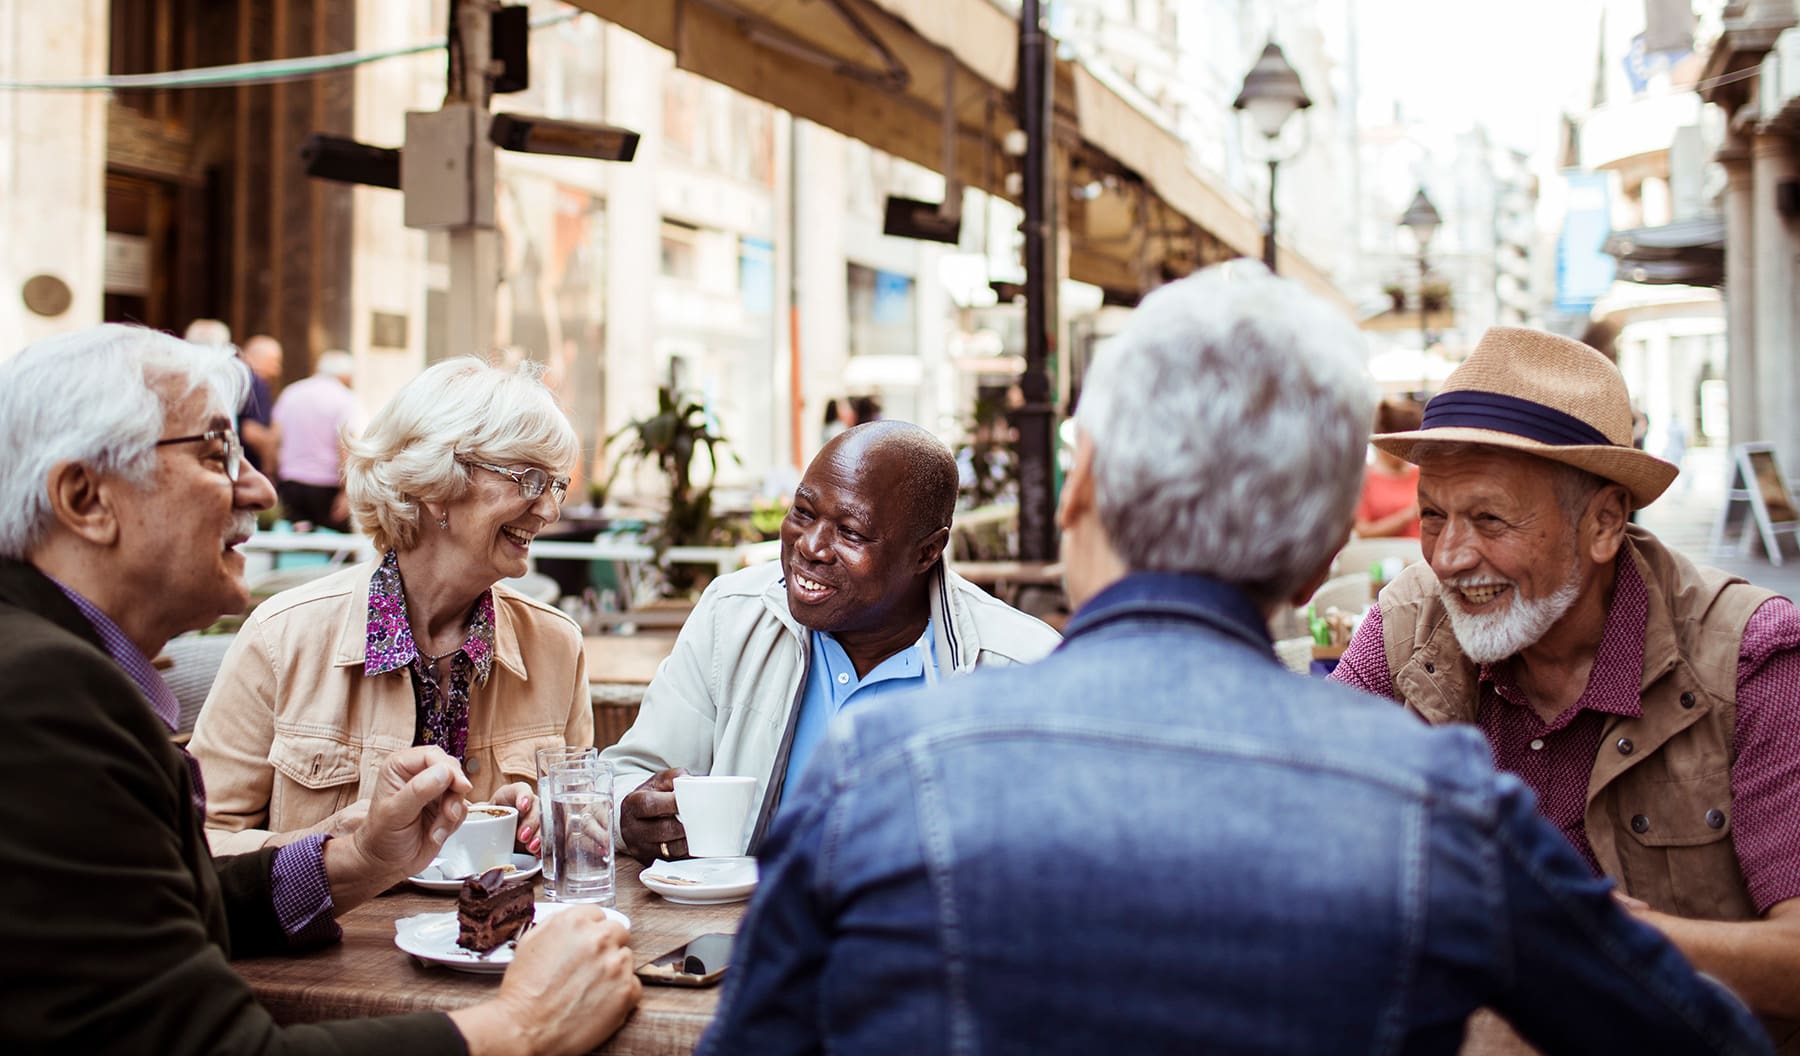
[{"xmin": 1373, "ymin": 326, "xmax": 1676, "ymax": 508}]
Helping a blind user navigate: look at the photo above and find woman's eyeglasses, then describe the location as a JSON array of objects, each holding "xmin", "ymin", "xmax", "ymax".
[
  {"xmin": 456, "ymin": 457, "xmax": 569, "ymax": 503},
  {"xmin": 156, "ymin": 429, "xmax": 243, "ymax": 482}
]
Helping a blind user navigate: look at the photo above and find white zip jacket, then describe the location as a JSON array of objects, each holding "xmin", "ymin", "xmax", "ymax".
[{"xmin": 600, "ymin": 559, "xmax": 1061, "ymax": 852}]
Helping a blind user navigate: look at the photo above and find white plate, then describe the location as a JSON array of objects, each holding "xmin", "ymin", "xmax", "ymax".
[
  {"xmin": 394, "ymin": 901, "xmax": 631, "ymax": 975},
  {"xmin": 640, "ymin": 856, "xmax": 759, "ymax": 905},
  {"xmin": 407, "ymin": 852, "xmax": 542, "ymax": 893}
]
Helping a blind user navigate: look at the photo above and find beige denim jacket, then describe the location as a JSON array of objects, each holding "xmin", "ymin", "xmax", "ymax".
[{"xmin": 190, "ymin": 561, "xmax": 593, "ymax": 855}]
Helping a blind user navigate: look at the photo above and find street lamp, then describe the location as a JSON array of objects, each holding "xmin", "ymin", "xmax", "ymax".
[
  {"xmin": 1233, "ymin": 41, "xmax": 1312, "ymax": 272},
  {"xmin": 1399, "ymin": 188, "xmax": 1442, "ymax": 359}
]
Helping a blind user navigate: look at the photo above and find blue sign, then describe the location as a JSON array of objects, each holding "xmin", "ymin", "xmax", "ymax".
[{"xmin": 1555, "ymin": 171, "xmax": 1614, "ymax": 314}]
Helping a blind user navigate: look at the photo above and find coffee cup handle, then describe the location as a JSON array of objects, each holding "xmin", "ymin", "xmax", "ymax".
[{"xmin": 439, "ymin": 845, "xmax": 475, "ymax": 879}]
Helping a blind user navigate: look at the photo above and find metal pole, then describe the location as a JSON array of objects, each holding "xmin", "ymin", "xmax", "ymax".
[
  {"xmin": 446, "ymin": 0, "xmax": 497, "ymax": 361},
  {"xmin": 1264, "ymin": 157, "xmax": 1279, "ymax": 272},
  {"xmin": 1015, "ymin": 0, "xmax": 1056, "ymax": 562},
  {"xmin": 1417, "ymin": 250, "xmax": 1429, "ymax": 376}
]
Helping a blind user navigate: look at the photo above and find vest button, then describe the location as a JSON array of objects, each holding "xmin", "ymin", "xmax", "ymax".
[
  {"xmin": 1615, "ymin": 737, "xmax": 1634, "ymax": 755},
  {"xmin": 1679, "ymin": 692, "xmax": 1696, "ymax": 709},
  {"xmin": 1631, "ymin": 814, "xmax": 1650, "ymax": 834},
  {"xmin": 466, "ymin": 757, "xmax": 481, "ymax": 775},
  {"xmin": 1706, "ymin": 808, "xmax": 1725, "ymax": 829},
  {"xmin": 1423, "ymin": 662, "xmax": 1435, "ymax": 674}
]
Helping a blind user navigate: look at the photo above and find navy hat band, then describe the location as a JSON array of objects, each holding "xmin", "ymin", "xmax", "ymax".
[{"xmin": 1420, "ymin": 391, "xmax": 1613, "ymax": 447}]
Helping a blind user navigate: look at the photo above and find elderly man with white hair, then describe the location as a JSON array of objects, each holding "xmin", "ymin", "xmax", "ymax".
[
  {"xmin": 1333, "ymin": 326, "xmax": 1800, "ymax": 1053},
  {"xmin": 695, "ymin": 265, "xmax": 1769, "ymax": 1056},
  {"xmin": 0, "ymin": 324, "xmax": 638, "ymax": 1053}
]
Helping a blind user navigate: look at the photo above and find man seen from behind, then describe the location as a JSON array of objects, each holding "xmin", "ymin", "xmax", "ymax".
[{"xmin": 699, "ymin": 264, "xmax": 1772, "ymax": 1055}]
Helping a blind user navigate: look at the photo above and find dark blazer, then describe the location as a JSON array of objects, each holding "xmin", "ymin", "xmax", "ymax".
[{"xmin": 0, "ymin": 557, "xmax": 464, "ymax": 1054}]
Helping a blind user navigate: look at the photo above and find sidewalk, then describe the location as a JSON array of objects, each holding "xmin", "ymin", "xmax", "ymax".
[{"xmin": 1636, "ymin": 444, "xmax": 1800, "ymax": 600}]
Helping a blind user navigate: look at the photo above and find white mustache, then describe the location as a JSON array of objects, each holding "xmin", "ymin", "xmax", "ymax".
[{"xmin": 228, "ymin": 513, "xmax": 257, "ymax": 545}]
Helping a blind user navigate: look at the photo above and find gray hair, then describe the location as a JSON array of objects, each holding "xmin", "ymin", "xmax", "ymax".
[
  {"xmin": 1410, "ymin": 441, "xmax": 1611, "ymax": 524},
  {"xmin": 344, "ymin": 356, "xmax": 579, "ymax": 553},
  {"xmin": 0, "ymin": 324, "xmax": 247, "ymax": 559},
  {"xmin": 1075, "ymin": 262, "xmax": 1376, "ymax": 603}
]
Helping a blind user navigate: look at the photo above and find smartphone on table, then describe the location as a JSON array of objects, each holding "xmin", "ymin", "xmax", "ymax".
[{"xmin": 636, "ymin": 932, "xmax": 734, "ymax": 987}]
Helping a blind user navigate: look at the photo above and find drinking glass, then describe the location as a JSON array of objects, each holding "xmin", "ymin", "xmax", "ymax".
[
  {"xmin": 534, "ymin": 745, "xmax": 599, "ymax": 899},
  {"xmin": 543, "ymin": 758, "xmax": 615, "ymax": 907}
]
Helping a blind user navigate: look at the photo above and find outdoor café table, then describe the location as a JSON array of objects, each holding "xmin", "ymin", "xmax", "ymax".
[{"xmin": 235, "ymin": 856, "xmax": 746, "ymax": 1055}]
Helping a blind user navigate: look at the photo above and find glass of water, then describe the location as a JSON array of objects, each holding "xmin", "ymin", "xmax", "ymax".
[
  {"xmin": 534, "ymin": 746, "xmax": 598, "ymax": 899},
  {"xmin": 543, "ymin": 758, "xmax": 615, "ymax": 908}
]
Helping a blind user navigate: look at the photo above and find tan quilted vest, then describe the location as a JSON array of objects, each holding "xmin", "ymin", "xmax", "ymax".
[{"xmin": 1378, "ymin": 526, "xmax": 1796, "ymax": 1054}]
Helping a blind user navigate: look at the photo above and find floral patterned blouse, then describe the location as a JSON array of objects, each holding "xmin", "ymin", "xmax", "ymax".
[{"xmin": 363, "ymin": 549, "xmax": 496, "ymax": 760}]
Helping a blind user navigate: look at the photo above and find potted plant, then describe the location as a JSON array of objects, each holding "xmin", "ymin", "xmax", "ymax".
[
  {"xmin": 1420, "ymin": 278, "xmax": 1452, "ymax": 313},
  {"xmin": 604, "ymin": 386, "xmax": 740, "ymax": 594},
  {"xmin": 1382, "ymin": 282, "xmax": 1406, "ymax": 313}
]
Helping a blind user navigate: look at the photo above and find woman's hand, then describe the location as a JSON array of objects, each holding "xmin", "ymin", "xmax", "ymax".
[{"xmin": 492, "ymin": 781, "xmax": 542, "ymax": 855}]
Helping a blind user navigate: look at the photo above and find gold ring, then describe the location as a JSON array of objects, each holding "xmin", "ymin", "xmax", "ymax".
[{"xmin": 660, "ymin": 841, "xmax": 669, "ymax": 858}]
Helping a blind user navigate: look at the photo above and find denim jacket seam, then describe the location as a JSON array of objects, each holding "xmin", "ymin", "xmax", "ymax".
[
  {"xmin": 1371, "ymin": 795, "xmax": 1429, "ymax": 1054},
  {"xmin": 905, "ymin": 741, "xmax": 977, "ymax": 1056},
  {"xmin": 895, "ymin": 719, "xmax": 1436, "ymax": 804}
]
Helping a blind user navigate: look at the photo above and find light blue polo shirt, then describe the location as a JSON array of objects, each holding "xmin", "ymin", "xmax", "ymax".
[{"xmin": 781, "ymin": 619, "xmax": 939, "ymax": 811}]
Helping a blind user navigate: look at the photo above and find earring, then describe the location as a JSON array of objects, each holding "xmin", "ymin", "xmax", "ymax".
[{"xmin": 438, "ymin": 513, "xmax": 448, "ymax": 529}]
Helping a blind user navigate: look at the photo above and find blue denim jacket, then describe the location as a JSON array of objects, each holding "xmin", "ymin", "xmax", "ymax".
[{"xmin": 700, "ymin": 572, "xmax": 1770, "ymax": 1055}]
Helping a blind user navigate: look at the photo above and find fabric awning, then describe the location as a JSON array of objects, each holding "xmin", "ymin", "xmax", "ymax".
[
  {"xmin": 1603, "ymin": 215, "xmax": 1724, "ymax": 287},
  {"xmin": 574, "ymin": 0, "xmax": 1021, "ymax": 199},
  {"xmin": 573, "ymin": 0, "xmax": 1349, "ymax": 310}
]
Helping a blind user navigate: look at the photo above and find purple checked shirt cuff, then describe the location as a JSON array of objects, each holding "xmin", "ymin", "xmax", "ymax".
[{"xmin": 271, "ymin": 833, "xmax": 341, "ymax": 948}]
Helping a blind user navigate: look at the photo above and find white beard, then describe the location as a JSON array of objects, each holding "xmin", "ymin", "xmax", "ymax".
[{"xmin": 1439, "ymin": 563, "xmax": 1582, "ymax": 664}]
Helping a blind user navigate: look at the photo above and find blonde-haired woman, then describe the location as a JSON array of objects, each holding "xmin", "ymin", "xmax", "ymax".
[{"xmin": 191, "ymin": 356, "xmax": 593, "ymax": 855}]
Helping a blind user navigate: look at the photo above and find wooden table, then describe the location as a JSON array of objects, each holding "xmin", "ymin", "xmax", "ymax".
[
  {"xmin": 585, "ymin": 634, "xmax": 679, "ymax": 687},
  {"xmin": 237, "ymin": 857, "xmax": 745, "ymax": 1055},
  {"xmin": 954, "ymin": 560, "xmax": 1064, "ymax": 587}
]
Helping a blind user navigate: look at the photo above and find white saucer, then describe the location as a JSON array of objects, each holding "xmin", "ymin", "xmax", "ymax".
[
  {"xmin": 394, "ymin": 901, "xmax": 631, "ymax": 974},
  {"xmin": 407, "ymin": 852, "xmax": 541, "ymax": 893},
  {"xmin": 640, "ymin": 856, "xmax": 759, "ymax": 905}
]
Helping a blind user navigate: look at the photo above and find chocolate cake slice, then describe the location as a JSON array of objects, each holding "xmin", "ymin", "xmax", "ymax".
[{"xmin": 456, "ymin": 866, "xmax": 535, "ymax": 953}]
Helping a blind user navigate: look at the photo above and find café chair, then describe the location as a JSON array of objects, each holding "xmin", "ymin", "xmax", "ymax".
[
  {"xmin": 1267, "ymin": 605, "xmax": 1307, "ymax": 641},
  {"xmin": 1309, "ymin": 572, "xmax": 1373, "ymax": 619},
  {"xmin": 157, "ymin": 632, "xmax": 238, "ymax": 740},
  {"xmin": 1335, "ymin": 537, "xmax": 1424, "ymax": 580},
  {"xmin": 1274, "ymin": 637, "xmax": 1314, "ymax": 675}
]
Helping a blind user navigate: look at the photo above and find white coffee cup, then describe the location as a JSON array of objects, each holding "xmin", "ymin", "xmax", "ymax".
[
  {"xmin": 673, "ymin": 775, "xmax": 758, "ymax": 858},
  {"xmin": 438, "ymin": 802, "xmax": 517, "ymax": 878}
]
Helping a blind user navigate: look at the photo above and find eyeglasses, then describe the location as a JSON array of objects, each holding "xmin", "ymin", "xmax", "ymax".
[
  {"xmin": 156, "ymin": 429, "xmax": 242, "ymax": 482},
  {"xmin": 456, "ymin": 457, "xmax": 569, "ymax": 503}
]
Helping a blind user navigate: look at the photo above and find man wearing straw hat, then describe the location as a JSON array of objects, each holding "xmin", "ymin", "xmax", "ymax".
[{"xmin": 1334, "ymin": 326, "xmax": 1800, "ymax": 1051}]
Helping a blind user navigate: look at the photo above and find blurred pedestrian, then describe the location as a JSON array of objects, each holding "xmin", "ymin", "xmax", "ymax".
[
  {"xmin": 820, "ymin": 398, "xmax": 850, "ymax": 443},
  {"xmin": 272, "ymin": 350, "xmax": 357, "ymax": 531},
  {"xmin": 1353, "ymin": 398, "xmax": 1422, "ymax": 538},
  {"xmin": 182, "ymin": 318, "xmax": 231, "ymax": 349},
  {"xmin": 237, "ymin": 335, "xmax": 282, "ymax": 474}
]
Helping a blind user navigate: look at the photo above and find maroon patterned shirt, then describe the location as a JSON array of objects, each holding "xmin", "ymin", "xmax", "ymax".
[
  {"xmin": 51, "ymin": 578, "xmax": 339, "ymax": 946},
  {"xmin": 363, "ymin": 549, "xmax": 496, "ymax": 761},
  {"xmin": 1332, "ymin": 557, "xmax": 1800, "ymax": 913}
]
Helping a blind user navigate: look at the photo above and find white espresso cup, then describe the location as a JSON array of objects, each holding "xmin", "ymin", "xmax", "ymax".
[
  {"xmin": 438, "ymin": 802, "xmax": 517, "ymax": 878},
  {"xmin": 673, "ymin": 775, "xmax": 758, "ymax": 857}
]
